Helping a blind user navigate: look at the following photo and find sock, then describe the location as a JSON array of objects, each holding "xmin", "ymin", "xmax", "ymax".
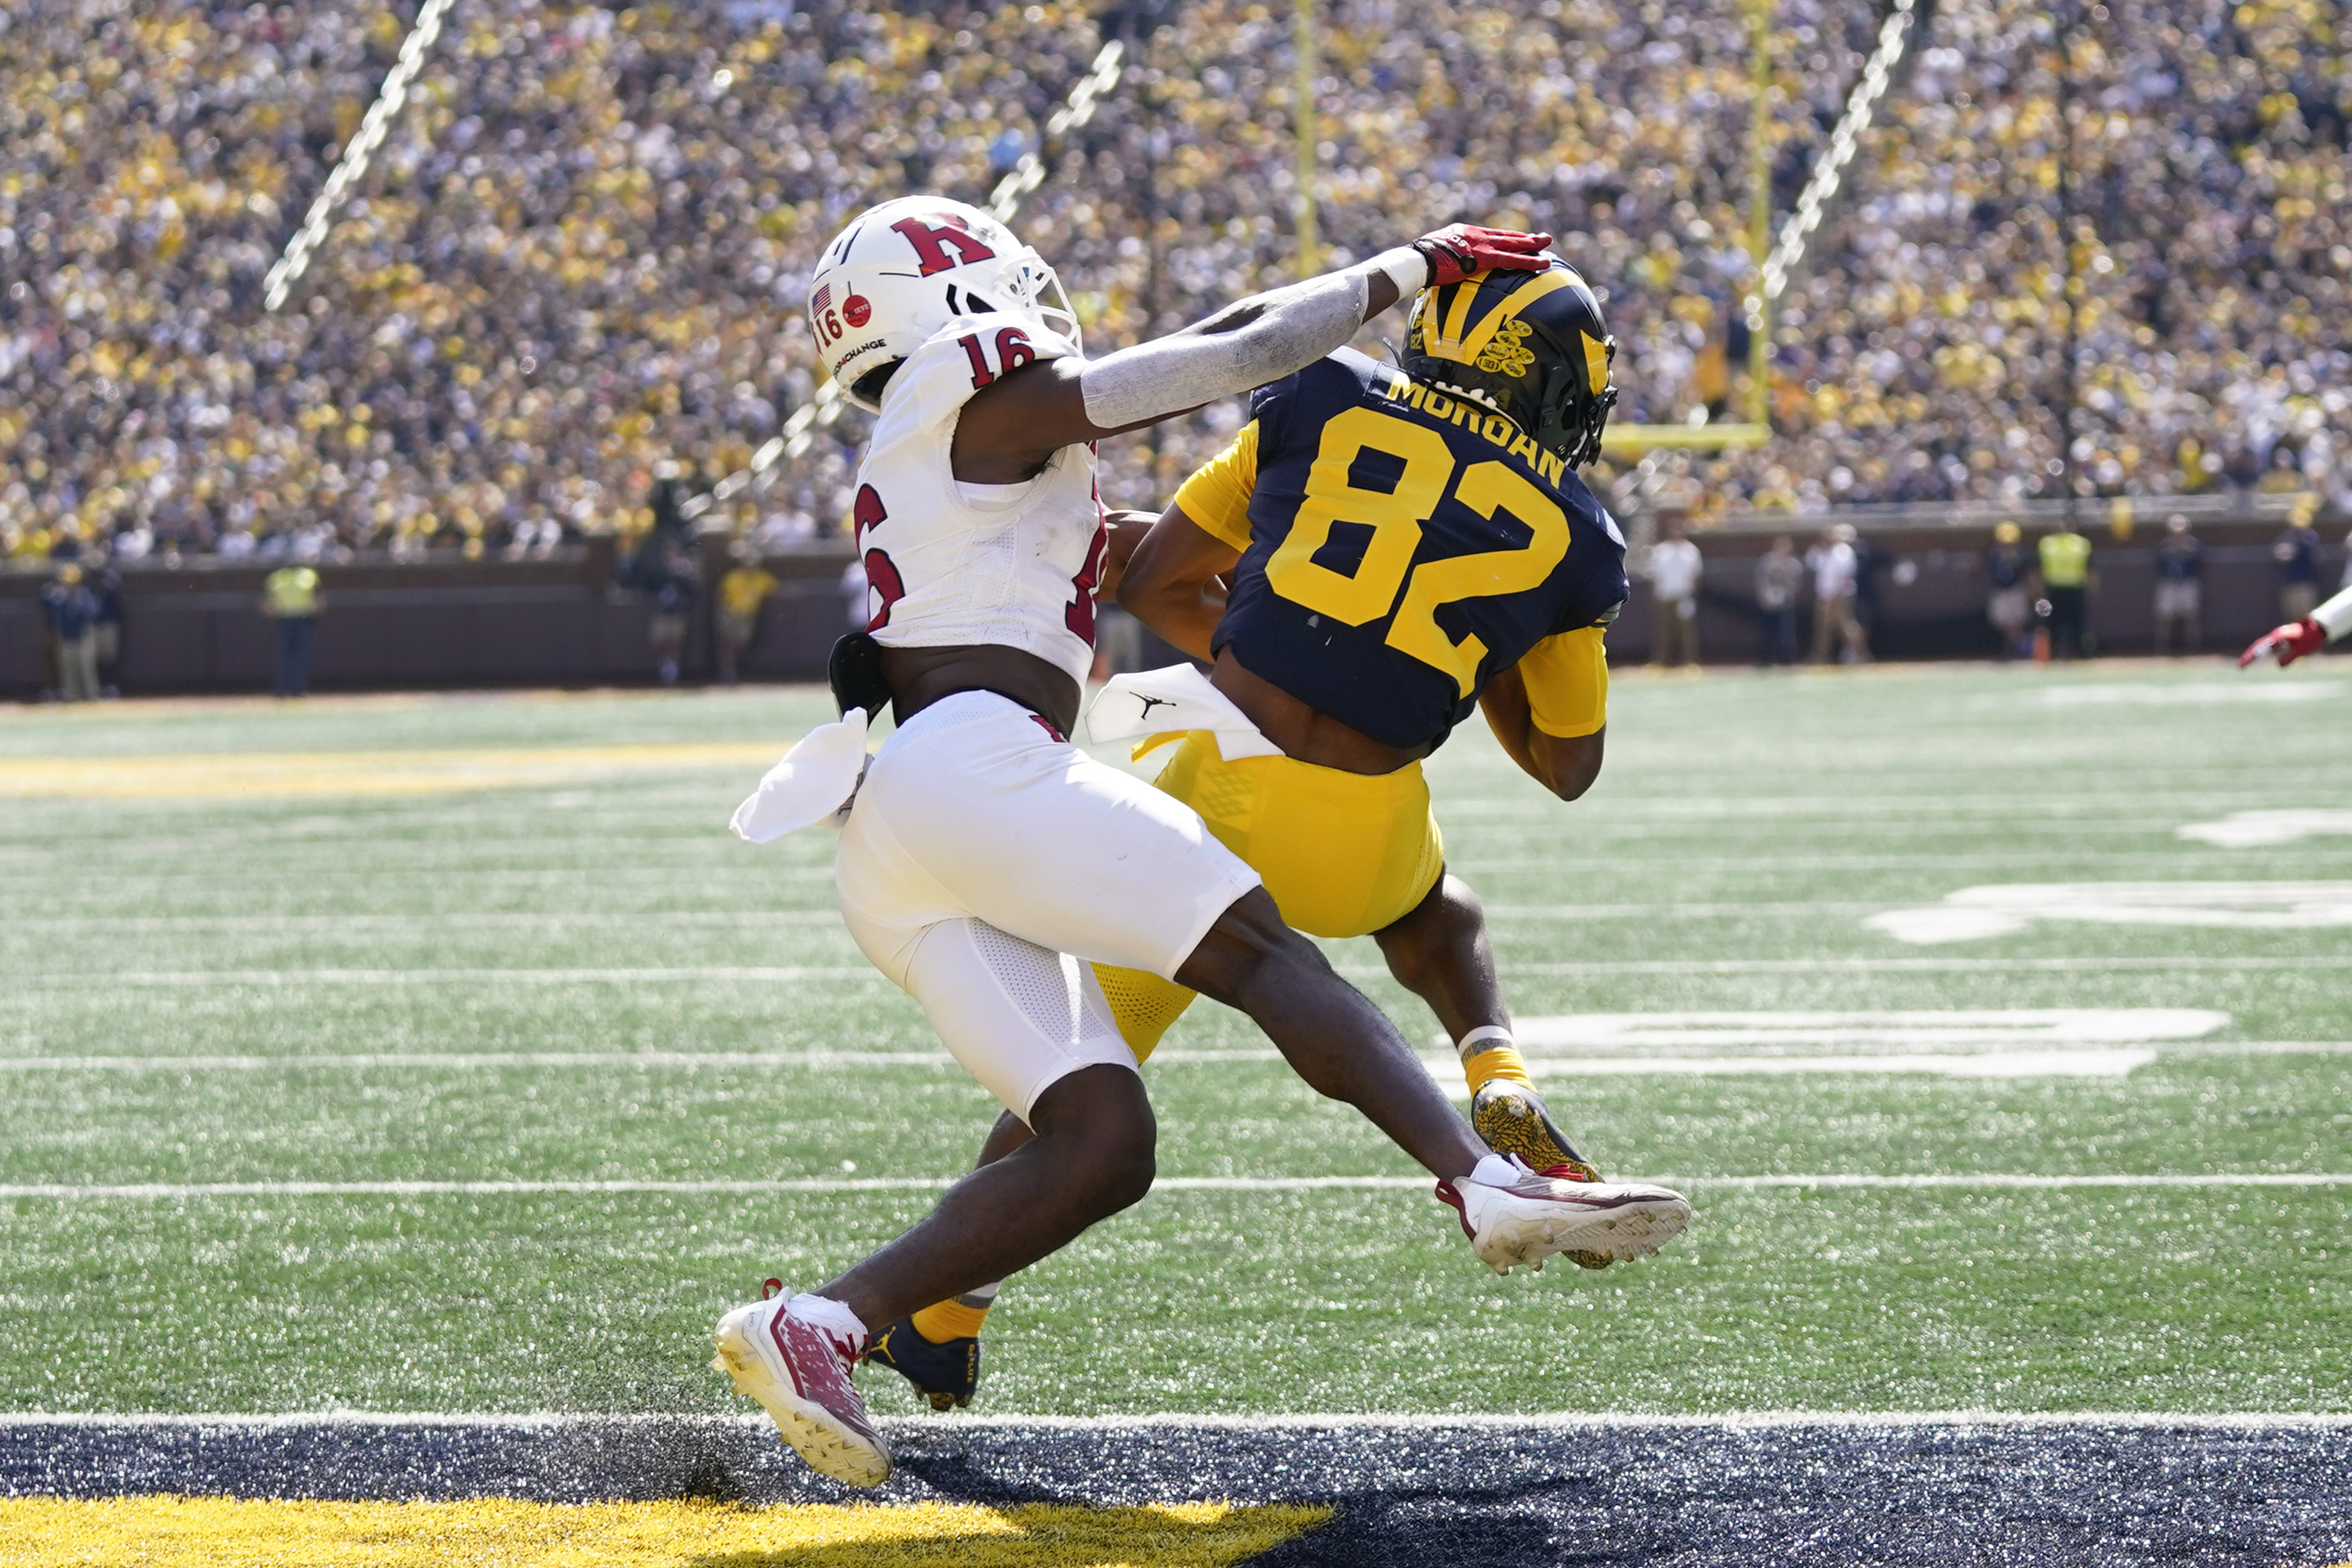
[
  {"xmin": 787, "ymin": 1292, "xmax": 869, "ymax": 1348},
  {"xmin": 911, "ymin": 1281, "xmax": 999, "ymax": 1343},
  {"xmin": 1457, "ymin": 1025, "xmax": 1534, "ymax": 1093},
  {"xmin": 1467, "ymin": 1152, "xmax": 1524, "ymax": 1188}
]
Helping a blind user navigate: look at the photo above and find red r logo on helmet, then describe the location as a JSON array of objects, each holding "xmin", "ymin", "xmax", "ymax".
[{"xmin": 891, "ymin": 217, "xmax": 999, "ymax": 276}]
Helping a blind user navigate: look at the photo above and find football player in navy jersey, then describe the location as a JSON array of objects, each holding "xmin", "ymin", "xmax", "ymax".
[
  {"xmin": 1098, "ymin": 256, "xmax": 1628, "ymax": 1122},
  {"xmin": 875, "ymin": 259, "xmax": 1658, "ymax": 1412}
]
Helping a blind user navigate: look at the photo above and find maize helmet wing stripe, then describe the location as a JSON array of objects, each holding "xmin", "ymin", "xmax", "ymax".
[{"xmin": 1403, "ymin": 257, "xmax": 1618, "ymax": 468}]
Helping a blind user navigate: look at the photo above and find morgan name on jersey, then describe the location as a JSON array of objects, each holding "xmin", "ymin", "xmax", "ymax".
[
  {"xmin": 852, "ymin": 311, "xmax": 1110, "ymax": 691},
  {"xmin": 1205, "ymin": 348, "xmax": 1628, "ymax": 752}
]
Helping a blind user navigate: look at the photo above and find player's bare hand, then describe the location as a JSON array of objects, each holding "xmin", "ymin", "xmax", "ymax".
[
  {"xmin": 2239, "ymin": 617, "xmax": 2324, "ymax": 668},
  {"xmin": 1412, "ymin": 225, "xmax": 1553, "ymax": 288}
]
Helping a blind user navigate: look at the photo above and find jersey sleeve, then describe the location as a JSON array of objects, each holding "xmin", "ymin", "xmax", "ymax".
[
  {"xmin": 1519, "ymin": 626, "xmax": 1609, "ymax": 739},
  {"xmin": 1171, "ymin": 421, "xmax": 1259, "ymax": 551},
  {"xmin": 897, "ymin": 314, "xmax": 1079, "ymax": 436}
]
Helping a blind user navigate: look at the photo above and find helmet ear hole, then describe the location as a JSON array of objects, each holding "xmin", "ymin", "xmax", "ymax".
[{"xmin": 963, "ymin": 293, "xmax": 996, "ymax": 315}]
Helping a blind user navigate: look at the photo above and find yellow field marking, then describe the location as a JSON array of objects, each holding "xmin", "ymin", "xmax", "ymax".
[
  {"xmin": 0, "ymin": 745, "xmax": 782, "ymax": 800},
  {"xmin": 0, "ymin": 1496, "xmax": 1331, "ymax": 1567}
]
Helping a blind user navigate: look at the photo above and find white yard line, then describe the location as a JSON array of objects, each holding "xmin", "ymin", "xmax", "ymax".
[
  {"xmin": 5, "ymin": 902, "xmax": 1894, "ymax": 931},
  {"xmin": 2, "ymin": 1409, "xmax": 2348, "ymax": 1429},
  {"xmin": 0, "ymin": 1052, "xmax": 963, "ymax": 1072},
  {"xmin": 13, "ymin": 955, "xmax": 2352, "ymax": 990},
  {"xmin": 7, "ymin": 1042, "xmax": 2345, "ymax": 1075},
  {"xmin": 3, "ymin": 1174, "xmax": 2345, "ymax": 1201}
]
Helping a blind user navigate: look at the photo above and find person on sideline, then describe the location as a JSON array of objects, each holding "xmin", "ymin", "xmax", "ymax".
[
  {"xmin": 1646, "ymin": 519, "xmax": 1702, "ymax": 668},
  {"xmin": 2274, "ymin": 511, "xmax": 2323, "ymax": 623},
  {"xmin": 40, "ymin": 563, "xmax": 101, "ymax": 702},
  {"xmin": 1985, "ymin": 521, "xmax": 2032, "ymax": 659},
  {"xmin": 716, "ymin": 542, "xmax": 777, "ymax": 685},
  {"xmin": 1807, "ymin": 522, "xmax": 1867, "ymax": 663},
  {"xmin": 2036, "ymin": 521, "xmax": 2095, "ymax": 660},
  {"xmin": 260, "ymin": 551, "xmax": 323, "ymax": 698},
  {"xmin": 1753, "ymin": 534, "xmax": 1801, "ymax": 668},
  {"xmin": 2152, "ymin": 514, "xmax": 2202, "ymax": 657}
]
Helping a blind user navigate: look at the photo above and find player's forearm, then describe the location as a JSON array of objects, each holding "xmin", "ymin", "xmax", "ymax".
[
  {"xmin": 1478, "ymin": 669, "xmax": 1550, "ymax": 788},
  {"xmin": 1479, "ymin": 668, "xmax": 1603, "ymax": 800},
  {"xmin": 1078, "ymin": 265, "xmax": 1394, "ymax": 434},
  {"xmin": 1117, "ymin": 570, "xmax": 1224, "ymax": 661}
]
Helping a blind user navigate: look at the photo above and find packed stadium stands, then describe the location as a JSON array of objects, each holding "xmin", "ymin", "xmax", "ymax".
[{"xmin": 1, "ymin": 0, "xmax": 2345, "ymax": 564}]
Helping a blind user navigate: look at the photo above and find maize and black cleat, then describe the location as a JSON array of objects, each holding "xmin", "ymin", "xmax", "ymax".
[
  {"xmin": 868, "ymin": 1316, "xmax": 980, "ymax": 1411},
  {"xmin": 1472, "ymin": 1078, "xmax": 1617, "ymax": 1269}
]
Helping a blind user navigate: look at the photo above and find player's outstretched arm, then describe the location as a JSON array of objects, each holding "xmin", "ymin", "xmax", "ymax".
[
  {"xmin": 1479, "ymin": 663, "xmax": 1605, "ymax": 801},
  {"xmin": 1116, "ymin": 503, "xmax": 1242, "ymax": 661},
  {"xmin": 952, "ymin": 225, "xmax": 1550, "ymax": 483},
  {"xmin": 2241, "ymin": 582, "xmax": 2352, "ymax": 668}
]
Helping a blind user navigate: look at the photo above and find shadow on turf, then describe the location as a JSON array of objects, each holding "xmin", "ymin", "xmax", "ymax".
[{"xmin": 677, "ymin": 1438, "xmax": 1576, "ymax": 1568}]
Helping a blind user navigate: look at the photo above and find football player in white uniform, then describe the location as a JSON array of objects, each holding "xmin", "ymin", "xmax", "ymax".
[{"xmin": 711, "ymin": 197, "xmax": 1692, "ymax": 1487}]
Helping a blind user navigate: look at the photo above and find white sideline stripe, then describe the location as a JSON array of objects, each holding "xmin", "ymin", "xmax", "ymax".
[
  {"xmin": 17, "ymin": 955, "xmax": 2352, "ymax": 988},
  {"xmin": 0, "ymin": 1052, "xmax": 967, "ymax": 1072},
  {"xmin": 14, "ymin": 1043, "xmax": 2349, "ymax": 1075},
  {"xmin": 4, "ymin": 1174, "xmax": 2347, "ymax": 1201},
  {"xmin": 3, "ymin": 1410, "xmax": 2348, "ymax": 1432}
]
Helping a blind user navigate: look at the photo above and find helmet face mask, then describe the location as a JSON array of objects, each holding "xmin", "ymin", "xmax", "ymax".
[
  {"xmin": 1403, "ymin": 258, "xmax": 1617, "ymax": 467},
  {"xmin": 806, "ymin": 196, "xmax": 1080, "ymax": 413}
]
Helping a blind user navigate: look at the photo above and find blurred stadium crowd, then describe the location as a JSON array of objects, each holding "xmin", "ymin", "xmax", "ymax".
[{"xmin": 2, "ymin": 0, "xmax": 2346, "ymax": 563}]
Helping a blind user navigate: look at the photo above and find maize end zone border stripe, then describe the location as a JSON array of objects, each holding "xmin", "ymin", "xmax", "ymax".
[
  {"xmin": 4, "ymin": 1173, "xmax": 2347, "ymax": 1200},
  {"xmin": 3, "ymin": 1417, "xmax": 2345, "ymax": 1567},
  {"xmin": 0, "ymin": 1498, "xmax": 1334, "ymax": 1568}
]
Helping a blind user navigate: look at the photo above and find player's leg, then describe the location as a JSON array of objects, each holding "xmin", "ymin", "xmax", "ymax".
[
  {"xmin": 868, "ymin": 1107, "xmax": 1029, "ymax": 1410},
  {"xmin": 809, "ymin": 919, "xmax": 1154, "ymax": 1323},
  {"xmin": 1177, "ymin": 885, "xmax": 1686, "ymax": 1272},
  {"xmin": 715, "ymin": 917, "xmax": 1150, "ymax": 1483},
  {"xmin": 1373, "ymin": 873, "xmax": 1608, "ymax": 1198},
  {"xmin": 1178, "ymin": 883, "xmax": 1485, "ymax": 1177}
]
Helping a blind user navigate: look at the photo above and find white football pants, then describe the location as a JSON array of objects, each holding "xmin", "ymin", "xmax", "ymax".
[{"xmin": 835, "ymin": 690, "xmax": 1262, "ymax": 1119}]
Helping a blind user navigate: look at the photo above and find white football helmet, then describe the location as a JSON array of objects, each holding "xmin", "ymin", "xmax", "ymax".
[{"xmin": 806, "ymin": 196, "xmax": 1080, "ymax": 412}]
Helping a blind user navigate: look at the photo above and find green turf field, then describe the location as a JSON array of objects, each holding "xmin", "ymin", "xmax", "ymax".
[{"xmin": 4, "ymin": 666, "xmax": 2348, "ymax": 1419}]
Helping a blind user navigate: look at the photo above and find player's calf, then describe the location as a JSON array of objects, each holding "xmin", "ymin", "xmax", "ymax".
[{"xmin": 1178, "ymin": 888, "xmax": 1492, "ymax": 1182}]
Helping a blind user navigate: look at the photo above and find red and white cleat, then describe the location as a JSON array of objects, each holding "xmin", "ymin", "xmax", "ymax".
[
  {"xmin": 2239, "ymin": 616, "xmax": 2327, "ymax": 668},
  {"xmin": 712, "ymin": 1283, "xmax": 891, "ymax": 1486},
  {"xmin": 1436, "ymin": 1157, "xmax": 1692, "ymax": 1275}
]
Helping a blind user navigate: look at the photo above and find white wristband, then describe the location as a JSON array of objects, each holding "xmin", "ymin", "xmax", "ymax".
[{"xmin": 1371, "ymin": 246, "xmax": 1430, "ymax": 302}]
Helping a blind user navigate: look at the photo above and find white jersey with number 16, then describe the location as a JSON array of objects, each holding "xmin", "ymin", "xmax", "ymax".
[{"xmin": 850, "ymin": 311, "xmax": 1106, "ymax": 689}]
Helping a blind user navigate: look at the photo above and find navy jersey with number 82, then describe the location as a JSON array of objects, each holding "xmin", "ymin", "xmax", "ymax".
[{"xmin": 1176, "ymin": 348, "xmax": 1628, "ymax": 751}]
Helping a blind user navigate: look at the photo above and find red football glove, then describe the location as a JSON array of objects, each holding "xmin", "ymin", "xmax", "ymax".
[
  {"xmin": 1411, "ymin": 224, "xmax": 1553, "ymax": 288},
  {"xmin": 2239, "ymin": 617, "xmax": 2326, "ymax": 668}
]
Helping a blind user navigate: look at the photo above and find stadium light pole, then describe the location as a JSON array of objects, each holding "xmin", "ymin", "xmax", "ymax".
[{"xmin": 1293, "ymin": 0, "xmax": 1319, "ymax": 280}]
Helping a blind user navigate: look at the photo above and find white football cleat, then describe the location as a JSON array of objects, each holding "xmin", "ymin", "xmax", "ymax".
[
  {"xmin": 1436, "ymin": 1160, "xmax": 1692, "ymax": 1275},
  {"xmin": 712, "ymin": 1284, "xmax": 891, "ymax": 1486}
]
